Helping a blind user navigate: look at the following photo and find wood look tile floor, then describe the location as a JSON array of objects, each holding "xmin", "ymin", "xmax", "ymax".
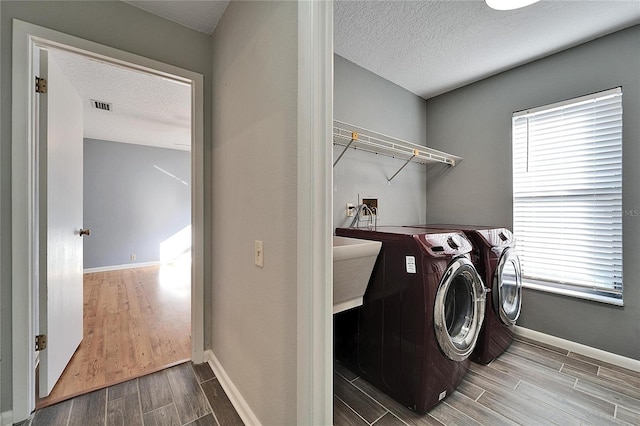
[
  {"xmin": 22, "ymin": 362, "xmax": 244, "ymax": 426},
  {"xmin": 334, "ymin": 336, "xmax": 640, "ymax": 426},
  {"xmin": 38, "ymin": 262, "xmax": 192, "ymax": 408}
]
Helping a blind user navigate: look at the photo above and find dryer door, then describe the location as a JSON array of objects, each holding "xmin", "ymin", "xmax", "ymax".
[
  {"xmin": 493, "ymin": 247, "xmax": 522, "ymax": 326},
  {"xmin": 434, "ymin": 256, "xmax": 487, "ymax": 361}
]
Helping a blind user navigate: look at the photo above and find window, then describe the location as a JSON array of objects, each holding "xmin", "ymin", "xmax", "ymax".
[{"xmin": 512, "ymin": 87, "xmax": 623, "ymax": 305}]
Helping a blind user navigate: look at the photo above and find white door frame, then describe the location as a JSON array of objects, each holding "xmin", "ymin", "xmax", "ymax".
[
  {"xmin": 296, "ymin": 2, "xmax": 333, "ymax": 425},
  {"xmin": 11, "ymin": 19, "xmax": 205, "ymax": 422}
]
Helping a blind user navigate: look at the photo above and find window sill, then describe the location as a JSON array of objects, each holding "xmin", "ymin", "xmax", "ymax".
[{"xmin": 522, "ymin": 279, "xmax": 623, "ymax": 307}]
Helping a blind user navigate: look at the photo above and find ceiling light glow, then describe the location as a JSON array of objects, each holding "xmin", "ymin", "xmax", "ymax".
[{"xmin": 486, "ymin": 0, "xmax": 541, "ymax": 11}]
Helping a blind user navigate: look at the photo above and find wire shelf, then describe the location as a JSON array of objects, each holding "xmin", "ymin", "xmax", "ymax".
[{"xmin": 333, "ymin": 120, "xmax": 462, "ymax": 170}]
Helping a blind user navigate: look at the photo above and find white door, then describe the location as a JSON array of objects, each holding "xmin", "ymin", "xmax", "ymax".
[{"xmin": 38, "ymin": 49, "xmax": 85, "ymax": 397}]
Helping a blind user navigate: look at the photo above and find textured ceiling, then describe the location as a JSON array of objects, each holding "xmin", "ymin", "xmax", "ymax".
[
  {"xmin": 50, "ymin": 49, "xmax": 191, "ymax": 151},
  {"xmin": 119, "ymin": 0, "xmax": 640, "ymax": 100},
  {"xmin": 335, "ymin": 0, "xmax": 640, "ymax": 99},
  {"xmin": 122, "ymin": 0, "xmax": 229, "ymax": 34},
  {"xmin": 49, "ymin": 0, "xmax": 640, "ymax": 150}
]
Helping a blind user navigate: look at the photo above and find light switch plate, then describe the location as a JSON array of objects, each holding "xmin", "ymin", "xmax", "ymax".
[{"xmin": 255, "ymin": 240, "xmax": 264, "ymax": 267}]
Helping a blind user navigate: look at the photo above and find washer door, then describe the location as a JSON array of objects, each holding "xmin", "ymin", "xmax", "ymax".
[
  {"xmin": 493, "ymin": 247, "xmax": 522, "ymax": 326},
  {"xmin": 434, "ymin": 256, "xmax": 487, "ymax": 361}
]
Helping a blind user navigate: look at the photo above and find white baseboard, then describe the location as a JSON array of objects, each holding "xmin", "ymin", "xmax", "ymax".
[
  {"xmin": 514, "ymin": 326, "xmax": 640, "ymax": 373},
  {"xmin": 204, "ymin": 349, "xmax": 261, "ymax": 426},
  {"xmin": 2, "ymin": 410, "xmax": 13, "ymax": 426},
  {"xmin": 83, "ymin": 261, "xmax": 162, "ymax": 274}
]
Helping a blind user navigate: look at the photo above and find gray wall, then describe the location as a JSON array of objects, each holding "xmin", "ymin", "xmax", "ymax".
[
  {"xmin": 424, "ymin": 25, "xmax": 640, "ymax": 359},
  {"xmin": 333, "ymin": 55, "xmax": 429, "ymax": 229},
  {"xmin": 83, "ymin": 139, "xmax": 191, "ymax": 269},
  {"xmin": 0, "ymin": 1, "xmax": 213, "ymax": 412},
  {"xmin": 210, "ymin": 2, "xmax": 298, "ymax": 424}
]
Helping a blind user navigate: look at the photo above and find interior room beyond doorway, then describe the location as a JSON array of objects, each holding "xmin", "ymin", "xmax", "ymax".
[{"xmin": 35, "ymin": 47, "xmax": 194, "ymax": 408}]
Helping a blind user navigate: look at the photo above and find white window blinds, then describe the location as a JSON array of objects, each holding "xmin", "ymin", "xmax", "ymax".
[{"xmin": 512, "ymin": 87, "xmax": 623, "ymax": 304}]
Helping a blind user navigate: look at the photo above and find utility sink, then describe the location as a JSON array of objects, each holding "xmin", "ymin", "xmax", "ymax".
[{"xmin": 333, "ymin": 236, "xmax": 382, "ymax": 314}]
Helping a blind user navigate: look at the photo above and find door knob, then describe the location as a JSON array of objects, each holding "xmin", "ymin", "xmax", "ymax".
[{"xmin": 79, "ymin": 228, "xmax": 91, "ymax": 237}]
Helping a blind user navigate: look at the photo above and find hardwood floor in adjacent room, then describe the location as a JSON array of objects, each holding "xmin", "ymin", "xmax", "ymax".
[
  {"xmin": 37, "ymin": 261, "xmax": 191, "ymax": 408},
  {"xmin": 334, "ymin": 336, "xmax": 640, "ymax": 425}
]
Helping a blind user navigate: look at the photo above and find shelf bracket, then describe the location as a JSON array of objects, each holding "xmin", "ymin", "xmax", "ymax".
[
  {"xmin": 387, "ymin": 150, "xmax": 418, "ymax": 183},
  {"xmin": 333, "ymin": 131, "xmax": 359, "ymax": 167}
]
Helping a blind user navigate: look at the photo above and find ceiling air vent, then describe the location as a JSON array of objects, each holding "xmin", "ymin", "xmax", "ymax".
[{"xmin": 91, "ymin": 99, "xmax": 112, "ymax": 111}]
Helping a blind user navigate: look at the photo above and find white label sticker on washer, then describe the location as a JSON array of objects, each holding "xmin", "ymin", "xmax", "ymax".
[{"xmin": 406, "ymin": 256, "xmax": 416, "ymax": 274}]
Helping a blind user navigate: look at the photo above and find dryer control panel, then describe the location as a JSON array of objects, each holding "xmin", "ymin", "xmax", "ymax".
[
  {"xmin": 477, "ymin": 228, "xmax": 514, "ymax": 248},
  {"xmin": 416, "ymin": 232, "xmax": 473, "ymax": 257}
]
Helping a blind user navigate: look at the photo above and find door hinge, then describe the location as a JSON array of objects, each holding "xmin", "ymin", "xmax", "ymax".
[
  {"xmin": 35, "ymin": 77, "xmax": 47, "ymax": 94},
  {"xmin": 35, "ymin": 334, "xmax": 47, "ymax": 351}
]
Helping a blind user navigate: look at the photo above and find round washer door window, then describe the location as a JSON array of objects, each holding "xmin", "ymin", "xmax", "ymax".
[
  {"xmin": 493, "ymin": 247, "xmax": 522, "ymax": 325},
  {"xmin": 434, "ymin": 256, "xmax": 487, "ymax": 361}
]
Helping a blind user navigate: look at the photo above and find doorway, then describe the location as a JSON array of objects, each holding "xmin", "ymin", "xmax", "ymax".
[
  {"xmin": 12, "ymin": 20, "xmax": 205, "ymax": 421},
  {"xmin": 35, "ymin": 46, "xmax": 194, "ymax": 407}
]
